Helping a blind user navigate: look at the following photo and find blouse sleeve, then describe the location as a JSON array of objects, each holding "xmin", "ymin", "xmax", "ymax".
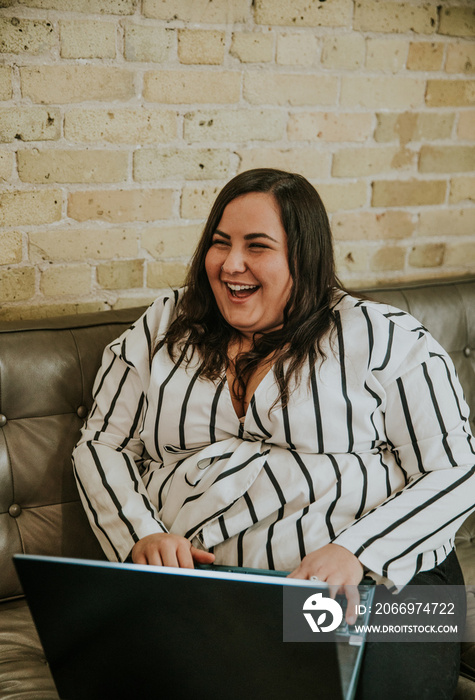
[
  {"xmin": 332, "ymin": 325, "xmax": 475, "ymax": 587},
  {"xmin": 72, "ymin": 296, "xmax": 179, "ymax": 562}
]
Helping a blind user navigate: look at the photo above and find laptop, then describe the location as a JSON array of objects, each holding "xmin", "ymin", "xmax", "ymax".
[{"xmin": 14, "ymin": 554, "xmax": 374, "ymax": 700}]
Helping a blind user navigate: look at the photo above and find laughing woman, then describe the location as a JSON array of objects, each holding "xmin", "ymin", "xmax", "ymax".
[{"xmin": 73, "ymin": 169, "xmax": 474, "ymax": 698}]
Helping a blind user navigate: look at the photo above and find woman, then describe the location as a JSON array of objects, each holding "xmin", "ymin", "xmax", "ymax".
[{"xmin": 73, "ymin": 169, "xmax": 474, "ymax": 698}]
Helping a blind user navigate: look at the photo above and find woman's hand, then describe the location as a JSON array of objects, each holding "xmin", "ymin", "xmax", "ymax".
[
  {"xmin": 131, "ymin": 533, "xmax": 216, "ymax": 568},
  {"xmin": 288, "ymin": 543, "xmax": 364, "ymax": 624}
]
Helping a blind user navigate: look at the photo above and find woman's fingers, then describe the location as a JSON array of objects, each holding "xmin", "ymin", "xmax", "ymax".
[
  {"xmin": 343, "ymin": 584, "xmax": 360, "ymax": 625},
  {"xmin": 288, "ymin": 543, "xmax": 364, "ymax": 625},
  {"xmin": 131, "ymin": 533, "xmax": 214, "ymax": 569},
  {"xmin": 190, "ymin": 546, "xmax": 216, "ymax": 565},
  {"xmin": 288, "ymin": 543, "xmax": 363, "ymax": 584},
  {"xmin": 143, "ymin": 547, "xmax": 163, "ymax": 567}
]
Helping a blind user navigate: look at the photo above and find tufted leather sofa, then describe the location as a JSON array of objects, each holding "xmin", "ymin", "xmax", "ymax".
[{"xmin": 0, "ymin": 277, "xmax": 474, "ymax": 699}]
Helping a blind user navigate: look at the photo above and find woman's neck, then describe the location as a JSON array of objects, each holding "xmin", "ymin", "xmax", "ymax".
[
  {"xmin": 226, "ymin": 336, "xmax": 277, "ymax": 419},
  {"xmin": 227, "ymin": 334, "xmax": 253, "ymax": 359}
]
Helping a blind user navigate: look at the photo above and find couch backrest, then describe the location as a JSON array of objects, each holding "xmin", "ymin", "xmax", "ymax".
[
  {"xmin": 0, "ymin": 278, "xmax": 474, "ymax": 602},
  {"xmin": 368, "ymin": 278, "xmax": 475, "ymax": 423},
  {"xmin": 0, "ymin": 307, "xmax": 145, "ymax": 601}
]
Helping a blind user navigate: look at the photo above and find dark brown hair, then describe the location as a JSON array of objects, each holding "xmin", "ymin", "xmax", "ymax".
[{"xmin": 157, "ymin": 168, "xmax": 343, "ymax": 407}]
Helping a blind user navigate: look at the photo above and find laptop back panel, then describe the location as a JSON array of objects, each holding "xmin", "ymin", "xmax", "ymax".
[{"xmin": 14, "ymin": 555, "xmax": 346, "ymax": 700}]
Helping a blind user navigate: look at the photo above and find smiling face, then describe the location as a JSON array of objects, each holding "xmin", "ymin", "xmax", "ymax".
[{"xmin": 204, "ymin": 192, "xmax": 293, "ymax": 341}]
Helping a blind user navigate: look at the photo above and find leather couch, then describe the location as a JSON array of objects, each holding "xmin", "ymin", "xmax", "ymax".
[{"xmin": 0, "ymin": 277, "xmax": 474, "ymax": 699}]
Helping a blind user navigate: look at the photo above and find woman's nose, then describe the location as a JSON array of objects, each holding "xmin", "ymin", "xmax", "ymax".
[{"xmin": 221, "ymin": 246, "xmax": 247, "ymax": 274}]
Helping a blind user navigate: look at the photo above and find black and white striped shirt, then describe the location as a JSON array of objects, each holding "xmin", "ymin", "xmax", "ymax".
[{"xmin": 73, "ymin": 290, "xmax": 475, "ymax": 587}]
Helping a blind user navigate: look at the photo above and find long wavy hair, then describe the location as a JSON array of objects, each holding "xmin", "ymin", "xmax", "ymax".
[{"xmin": 156, "ymin": 168, "xmax": 344, "ymax": 408}]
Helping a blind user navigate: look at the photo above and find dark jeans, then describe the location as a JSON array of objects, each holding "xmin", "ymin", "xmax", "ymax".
[{"xmin": 356, "ymin": 550, "xmax": 465, "ymax": 700}]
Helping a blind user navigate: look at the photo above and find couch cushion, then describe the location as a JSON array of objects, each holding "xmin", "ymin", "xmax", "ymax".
[
  {"xmin": 0, "ymin": 599, "xmax": 58, "ymax": 699},
  {"xmin": 0, "ymin": 308, "xmax": 146, "ymax": 601}
]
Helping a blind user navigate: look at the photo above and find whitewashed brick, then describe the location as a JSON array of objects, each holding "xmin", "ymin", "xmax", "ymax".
[{"xmin": 184, "ymin": 110, "xmax": 286, "ymax": 142}]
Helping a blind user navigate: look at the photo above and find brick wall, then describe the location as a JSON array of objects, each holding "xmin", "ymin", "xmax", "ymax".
[{"xmin": 0, "ymin": 0, "xmax": 474, "ymax": 320}]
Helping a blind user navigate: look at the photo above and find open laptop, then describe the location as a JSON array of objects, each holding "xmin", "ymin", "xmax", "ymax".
[{"xmin": 14, "ymin": 554, "xmax": 374, "ymax": 700}]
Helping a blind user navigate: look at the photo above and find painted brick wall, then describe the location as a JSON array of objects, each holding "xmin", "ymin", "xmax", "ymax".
[{"xmin": 0, "ymin": 0, "xmax": 474, "ymax": 320}]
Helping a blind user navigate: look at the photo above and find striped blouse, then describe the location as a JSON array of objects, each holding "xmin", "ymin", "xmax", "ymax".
[{"xmin": 72, "ymin": 289, "xmax": 475, "ymax": 588}]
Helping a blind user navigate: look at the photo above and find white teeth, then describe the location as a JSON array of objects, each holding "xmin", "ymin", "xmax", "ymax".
[{"xmin": 227, "ymin": 283, "xmax": 257, "ymax": 291}]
